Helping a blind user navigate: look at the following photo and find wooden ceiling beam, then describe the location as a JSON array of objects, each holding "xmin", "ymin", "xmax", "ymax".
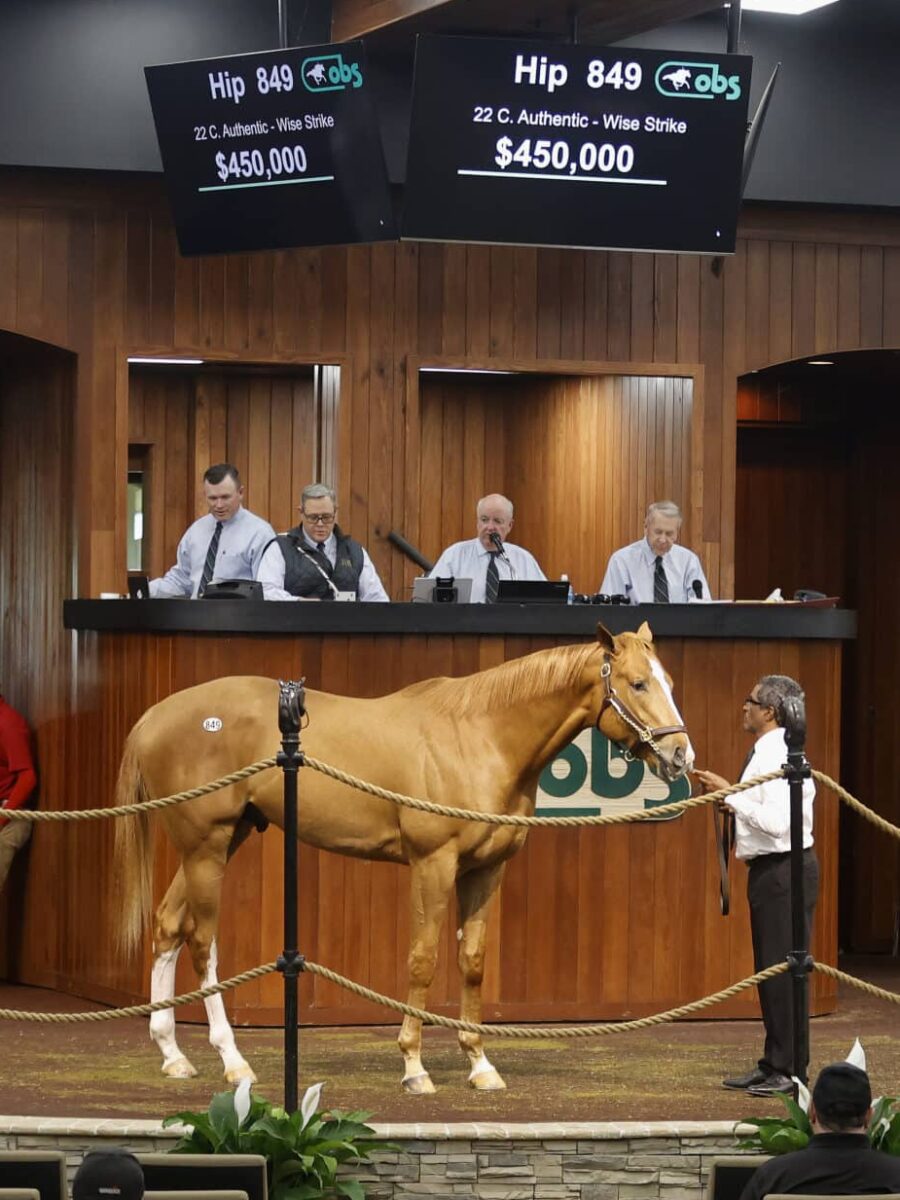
[{"xmin": 332, "ymin": 0, "xmax": 455, "ymax": 43}]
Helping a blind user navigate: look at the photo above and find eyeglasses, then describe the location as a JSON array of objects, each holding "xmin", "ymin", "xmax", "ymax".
[
  {"xmin": 743, "ymin": 696, "xmax": 769, "ymax": 708},
  {"xmin": 302, "ymin": 512, "xmax": 336, "ymax": 525}
]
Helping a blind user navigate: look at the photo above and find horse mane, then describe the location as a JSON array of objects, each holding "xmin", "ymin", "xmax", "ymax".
[{"xmin": 405, "ymin": 641, "xmax": 601, "ymax": 716}]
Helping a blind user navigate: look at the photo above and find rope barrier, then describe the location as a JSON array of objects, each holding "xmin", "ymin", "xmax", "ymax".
[
  {"xmin": 1, "ymin": 958, "xmax": 898, "ymax": 1033},
  {"xmin": 0, "ymin": 758, "xmax": 278, "ymax": 822},
  {"xmin": 811, "ymin": 769, "xmax": 900, "ymax": 841},
  {"xmin": 301, "ymin": 757, "xmax": 783, "ymax": 826},
  {"xmin": 0, "ymin": 963, "xmax": 278, "ymax": 1022}
]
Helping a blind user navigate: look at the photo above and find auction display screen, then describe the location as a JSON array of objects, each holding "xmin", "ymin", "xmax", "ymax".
[
  {"xmin": 145, "ymin": 42, "xmax": 395, "ymax": 255},
  {"xmin": 402, "ymin": 37, "xmax": 753, "ymax": 254}
]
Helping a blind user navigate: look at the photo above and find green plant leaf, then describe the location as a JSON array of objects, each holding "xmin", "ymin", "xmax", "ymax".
[{"xmin": 336, "ymin": 1180, "xmax": 366, "ymax": 1200}]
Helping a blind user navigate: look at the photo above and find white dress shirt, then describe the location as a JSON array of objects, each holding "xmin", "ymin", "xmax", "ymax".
[
  {"xmin": 729, "ymin": 726, "xmax": 815, "ymax": 861},
  {"xmin": 600, "ymin": 539, "xmax": 711, "ymax": 604},
  {"xmin": 257, "ymin": 531, "xmax": 389, "ymax": 602},
  {"xmin": 150, "ymin": 507, "xmax": 276, "ymax": 598},
  {"xmin": 428, "ymin": 538, "xmax": 546, "ymax": 604}
]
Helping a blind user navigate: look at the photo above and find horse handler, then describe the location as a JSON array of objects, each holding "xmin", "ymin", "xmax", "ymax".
[
  {"xmin": 0, "ymin": 689, "xmax": 37, "ymax": 893},
  {"xmin": 694, "ymin": 674, "xmax": 818, "ymax": 1098}
]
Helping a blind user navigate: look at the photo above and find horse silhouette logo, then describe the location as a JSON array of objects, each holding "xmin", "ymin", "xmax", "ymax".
[
  {"xmin": 306, "ymin": 62, "xmax": 327, "ymax": 86},
  {"xmin": 662, "ymin": 67, "xmax": 692, "ymax": 90}
]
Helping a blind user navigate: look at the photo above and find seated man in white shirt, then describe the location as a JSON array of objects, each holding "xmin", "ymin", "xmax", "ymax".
[
  {"xmin": 428, "ymin": 493, "xmax": 545, "ymax": 604},
  {"xmin": 600, "ymin": 500, "xmax": 711, "ymax": 604},
  {"xmin": 149, "ymin": 463, "xmax": 276, "ymax": 598},
  {"xmin": 257, "ymin": 482, "xmax": 389, "ymax": 602}
]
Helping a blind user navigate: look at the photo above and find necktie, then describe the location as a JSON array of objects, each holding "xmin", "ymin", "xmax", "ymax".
[
  {"xmin": 653, "ymin": 555, "xmax": 670, "ymax": 604},
  {"xmin": 198, "ymin": 521, "xmax": 223, "ymax": 597},
  {"xmin": 485, "ymin": 552, "xmax": 500, "ymax": 603}
]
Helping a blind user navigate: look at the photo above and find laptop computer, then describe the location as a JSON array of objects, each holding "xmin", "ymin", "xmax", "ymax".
[
  {"xmin": 497, "ymin": 580, "xmax": 569, "ymax": 604},
  {"xmin": 411, "ymin": 576, "xmax": 473, "ymax": 603},
  {"xmin": 127, "ymin": 573, "xmax": 151, "ymax": 599}
]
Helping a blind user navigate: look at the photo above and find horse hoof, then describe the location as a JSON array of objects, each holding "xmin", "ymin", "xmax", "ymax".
[
  {"xmin": 469, "ymin": 1068, "xmax": 507, "ymax": 1091},
  {"xmin": 402, "ymin": 1072, "xmax": 436, "ymax": 1095},
  {"xmin": 225, "ymin": 1064, "xmax": 258, "ymax": 1086},
  {"xmin": 162, "ymin": 1057, "xmax": 198, "ymax": 1079}
]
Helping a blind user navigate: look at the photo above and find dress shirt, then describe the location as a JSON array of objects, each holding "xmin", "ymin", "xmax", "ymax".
[
  {"xmin": 740, "ymin": 1133, "xmax": 900, "ymax": 1200},
  {"xmin": 428, "ymin": 538, "xmax": 546, "ymax": 604},
  {"xmin": 150, "ymin": 507, "xmax": 276, "ymax": 598},
  {"xmin": 257, "ymin": 532, "xmax": 389, "ymax": 602},
  {"xmin": 600, "ymin": 539, "xmax": 711, "ymax": 604},
  {"xmin": 729, "ymin": 725, "xmax": 815, "ymax": 860}
]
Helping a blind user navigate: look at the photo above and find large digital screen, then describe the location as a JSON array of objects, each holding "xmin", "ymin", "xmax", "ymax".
[
  {"xmin": 145, "ymin": 42, "xmax": 396, "ymax": 255},
  {"xmin": 402, "ymin": 37, "xmax": 753, "ymax": 254}
]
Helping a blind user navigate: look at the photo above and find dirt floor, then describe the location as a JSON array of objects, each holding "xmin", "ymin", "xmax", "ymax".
[{"xmin": 0, "ymin": 957, "xmax": 897, "ymax": 1125}]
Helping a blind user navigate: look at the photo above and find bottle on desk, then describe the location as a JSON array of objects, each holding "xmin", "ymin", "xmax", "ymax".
[{"xmin": 561, "ymin": 574, "xmax": 574, "ymax": 605}]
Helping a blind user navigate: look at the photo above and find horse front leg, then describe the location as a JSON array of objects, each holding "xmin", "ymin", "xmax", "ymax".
[
  {"xmin": 183, "ymin": 839, "xmax": 256, "ymax": 1086},
  {"xmin": 456, "ymin": 862, "xmax": 507, "ymax": 1090},
  {"xmin": 398, "ymin": 849, "xmax": 458, "ymax": 1094},
  {"xmin": 150, "ymin": 868, "xmax": 198, "ymax": 1079}
]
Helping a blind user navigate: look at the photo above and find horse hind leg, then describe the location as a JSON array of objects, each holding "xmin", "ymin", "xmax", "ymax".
[
  {"xmin": 456, "ymin": 863, "xmax": 507, "ymax": 1091},
  {"xmin": 150, "ymin": 868, "xmax": 198, "ymax": 1079},
  {"xmin": 398, "ymin": 850, "xmax": 458, "ymax": 1094},
  {"xmin": 183, "ymin": 839, "xmax": 256, "ymax": 1085}
]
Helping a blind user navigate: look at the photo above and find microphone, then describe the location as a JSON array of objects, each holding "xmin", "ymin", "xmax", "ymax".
[
  {"xmin": 692, "ymin": 579, "xmax": 703, "ymax": 600},
  {"xmin": 488, "ymin": 531, "xmax": 516, "ymax": 578}
]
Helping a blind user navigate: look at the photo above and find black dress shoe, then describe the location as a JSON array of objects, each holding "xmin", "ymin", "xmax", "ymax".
[
  {"xmin": 722, "ymin": 1067, "xmax": 770, "ymax": 1090},
  {"xmin": 748, "ymin": 1072, "xmax": 794, "ymax": 1097}
]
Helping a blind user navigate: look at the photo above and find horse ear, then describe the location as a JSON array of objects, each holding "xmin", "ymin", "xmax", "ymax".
[
  {"xmin": 595, "ymin": 623, "xmax": 616, "ymax": 654},
  {"xmin": 636, "ymin": 621, "xmax": 654, "ymax": 645}
]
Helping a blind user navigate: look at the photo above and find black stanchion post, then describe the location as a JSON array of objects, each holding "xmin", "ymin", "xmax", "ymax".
[
  {"xmin": 783, "ymin": 694, "xmax": 813, "ymax": 1087},
  {"xmin": 277, "ymin": 678, "xmax": 306, "ymax": 1114}
]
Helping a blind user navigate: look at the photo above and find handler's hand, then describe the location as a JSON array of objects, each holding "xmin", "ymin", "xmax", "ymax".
[{"xmin": 693, "ymin": 768, "xmax": 730, "ymax": 793}]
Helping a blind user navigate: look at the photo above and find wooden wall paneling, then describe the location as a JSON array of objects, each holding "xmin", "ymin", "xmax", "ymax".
[
  {"xmin": 319, "ymin": 247, "xmax": 348, "ymax": 356},
  {"xmin": 536, "ymin": 250, "xmax": 563, "ymax": 361},
  {"xmin": 606, "ymin": 251, "xmax": 631, "ymax": 360},
  {"xmin": 768, "ymin": 240, "xmax": 794, "ymax": 366},
  {"xmin": 390, "ymin": 242, "xmax": 419, "ymax": 598},
  {"xmin": 346, "ymin": 247, "xmax": 372, "ymax": 535},
  {"xmin": 439, "ymin": 243, "xmax": 467, "ymax": 357},
  {"xmin": 791, "ymin": 241, "xmax": 817, "ymax": 358},
  {"xmin": 0, "ymin": 209, "xmax": 17, "ymax": 330},
  {"xmin": 675, "ymin": 254, "xmax": 700, "ymax": 365},
  {"xmin": 125, "ymin": 211, "xmax": 151, "ymax": 348},
  {"xmin": 836, "ymin": 245, "xmax": 861, "ymax": 350},
  {"xmin": 465, "ymin": 245, "xmax": 491, "ymax": 358},
  {"xmin": 653, "ymin": 254, "xmax": 677, "ymax": 363},
  {"xmin": 223, "ymin": 255, "xmax": 250, "ymax": 351},
  {"xmin": 814, "ymin": 244, "xmax": 840, "ymax": 354},
  {"xmin": 248, "ymin": 254, "xmax": 275, "ymax": 355},
  {"xmin": 859, "ymin": 247, "xmax": 884, "ymax": 348},
  {"xmin": 512, "ymin": 245, "xmax": 538, "ymax": 360},
  {"xmin": 199, "ymin": 256, "xmax": 226, "ymax": 351},
  {"xmin": 173, "ymin": 248, "xmax": 201, "ymax": 349},
  {"xmin": 489, "ymin": 246, "xmax": 515, "ymax": 359},
  {"xmin": 148, "ymin": 215, "xmax": 177, "ymax": 349},
  {"xmin": 559, "ymin": 252, "xmax": 585, "ymax": 361},
  {"xmin": 629, "ymin": 252, "xmax": 655, "ymax": 363},
  {"xmin": 744, "ymin": 239, "xmax": 770, "ymax": 370},
  {"xmin": 41, "ymin": 209, "xmax": 70, "ymax": 351},
  {"xmin": 368, "ymin": 243, "xmax": 396, "ymax": 591},
  {"xmin": 885, "ymin": 246, "xmax": 900, "ymax": 347}
]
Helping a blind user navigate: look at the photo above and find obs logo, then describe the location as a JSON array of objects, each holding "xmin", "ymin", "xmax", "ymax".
[
  {"xmin": 537, "ymin": 728, "xmax": 689, "ymax": 817},
  {"xmin": 655, "ymin": 61, "xmax": 742, "ymax": 101},
  {"xmin": 301, "ymin": 53, "xmax": 363, "ymax": 92}
]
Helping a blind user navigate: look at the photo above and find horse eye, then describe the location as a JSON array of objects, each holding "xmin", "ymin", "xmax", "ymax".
[{"xmin": 632, "ymin": 679, "xmax": 648, "ymax": 692}]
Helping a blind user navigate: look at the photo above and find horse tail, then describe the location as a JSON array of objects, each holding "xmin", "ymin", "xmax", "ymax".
[{"xmin": 113, "ymin": 713, "xmax": 155, "ymax": 958}]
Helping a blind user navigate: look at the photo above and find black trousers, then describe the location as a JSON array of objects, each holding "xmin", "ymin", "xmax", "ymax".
[{"xmin": 747, "ymin": 847, "xmax": 819, "ymax": 1076}]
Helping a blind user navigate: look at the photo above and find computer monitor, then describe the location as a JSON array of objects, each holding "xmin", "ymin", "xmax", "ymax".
[
  {"xmin": 707, "ymin": 1156, "xmax": 770, "ymax": 1200},
  {"xmin": 496, "ymin": 580, "xmax": 569, "ymax": 604},
  {"xmin": 137, "ymin": 1155, "xmax": 267, "ymax": 1200},
  {"xmin": 0, "ymin": 1151, "xmax": 67, "ymax": 1200},
  {"xmin": 411, "ymin": 576, "xmax": 473, "ymax": 603}
]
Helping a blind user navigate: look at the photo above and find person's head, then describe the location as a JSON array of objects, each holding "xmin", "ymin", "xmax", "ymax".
[
  {"xmin": 299, "ymin": 482, "xmax": 338, "ymax": 545},
  {"xmin": 202, "ymin": 463, "xmax": 243, "ymax": 523},
  {"xmin": 742, "ymin": 673, "xmax": 804, "ymax": 736},
  {"xmin": 476, "ymin": 494, "xmax": 514, "ymax": 550},
  {"xmin": 72, "ymin": 1150, "xmax": 145, "ymax": 1200},
  {"xmin": 644, "ymin": 501, "xmax": 683, "ymax": 558},
  {"xmin": 809, "ymin": 1062, "xmax": 872, "ymax": 1133}
]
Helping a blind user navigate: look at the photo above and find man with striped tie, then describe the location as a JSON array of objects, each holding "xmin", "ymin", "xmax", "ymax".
[
  {"xmin": 428, "ymin": 493, "xmax": 546, "ymax": 604},
  {"xmin": 149, "ymin": 463, "xmax": 275, "ymax": 598},
  {"xmin": 599, "ymin": 500, "xmax": 711, "ymax": 605}
]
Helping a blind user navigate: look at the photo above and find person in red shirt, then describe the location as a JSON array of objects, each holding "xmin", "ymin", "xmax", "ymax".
[{"xmin": 0, "ymin": 692, "xmax": 37, "ymax": 892}]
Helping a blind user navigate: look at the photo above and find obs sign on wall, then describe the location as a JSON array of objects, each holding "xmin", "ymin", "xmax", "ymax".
[{"xmin": 537, "ymin": 728, "xmax": 689, "ymax": 817}]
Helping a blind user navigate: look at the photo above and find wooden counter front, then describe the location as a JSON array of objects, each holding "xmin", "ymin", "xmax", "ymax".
[{"xmin": 29, "ymin": 603, "xmax": 848, "ymax": 1025}]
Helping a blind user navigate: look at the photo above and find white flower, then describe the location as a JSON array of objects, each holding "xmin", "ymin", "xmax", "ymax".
[
  {"xmin": 300, "ymin": 1081, "xmax": 325, "ymax": 1128},
  {"xmin": 846, "ymin": 1038, "xmax": 867, "ymax": 1073},
  {"xmin": 234, "ymin": 1077, "xmax": 253, "ymax": 1125},
  {"xmin": 791, "ymin": 1076, "xmax": 811, "ymax": 1112}
]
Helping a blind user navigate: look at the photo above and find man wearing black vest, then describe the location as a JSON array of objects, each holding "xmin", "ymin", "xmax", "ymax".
[{"xmin": 257, "ymin": 482, "xmax": 389, "ymax": 601}]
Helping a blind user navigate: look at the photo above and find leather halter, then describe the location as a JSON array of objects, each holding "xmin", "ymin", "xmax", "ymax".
[{"xmin": 595, "ymin": 654, "xmax": 687, "ymax": 762}]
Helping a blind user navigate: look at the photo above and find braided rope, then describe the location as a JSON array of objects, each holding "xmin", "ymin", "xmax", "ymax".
[
  {"xmin": 302, "ymin": 757, "xmax": 782, "ymax": 826},
  {"xmin": 300, "ymin": 959, "xmax": 790, "ymax": 1036},
  {"xmin": 814, "ymin": 963, "xmax": 900, "ymax": 1004},
  {"xmin": 812, "ymin": 770, "xmax": 900, "ymax": 840},
  {"xmin": 0, "ymin": 963, "xmax": 278, "ymax": 1022},
  {"xmin": 0, "ymin": 758, "xmax": 278, "ymax": 823}
]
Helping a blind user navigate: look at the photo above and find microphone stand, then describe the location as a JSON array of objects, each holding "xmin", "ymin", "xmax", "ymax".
[{"xmin": 489, "ymin": 533, "xmax": 517, "ymax": 580}]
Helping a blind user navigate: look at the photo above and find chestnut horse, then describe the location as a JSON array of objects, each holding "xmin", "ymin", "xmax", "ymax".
[{"xmin": 113, "ymin": 622, "xmax": 693, "ymax": 1093}]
